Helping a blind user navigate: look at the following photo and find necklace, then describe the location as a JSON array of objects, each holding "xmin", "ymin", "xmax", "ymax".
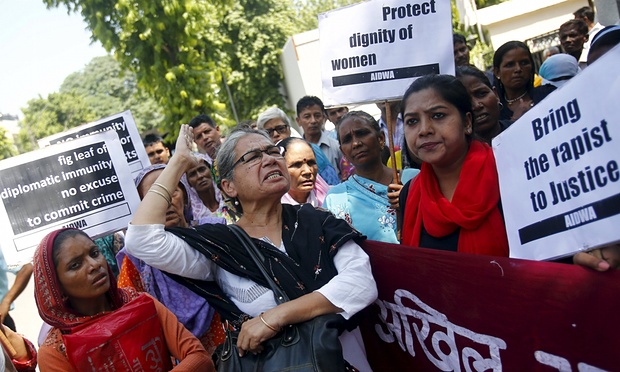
[{"xmin": 504, "ymin": 91, "xmax": 528, "ymax": 105}]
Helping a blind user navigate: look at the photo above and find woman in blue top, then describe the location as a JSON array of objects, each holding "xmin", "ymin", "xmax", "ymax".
[{"xmin": 324, "ymin": 111, "xmax": 415, "ymax": 243}]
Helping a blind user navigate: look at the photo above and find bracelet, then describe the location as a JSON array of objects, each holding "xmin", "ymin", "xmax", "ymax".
[
  {"xmin": 11, "ymin": 337, "xmax": 37, "ymax": 371},
  {"xmin": 259, "ymin": 313, "xmax": 280, "ymax": 332},
  {"xmin": 152, "ymin": 182, "xmax": 173, "ymax": 201},
  {"xmin": 148, "ymin": 189, "xmax": 171, "ymax": 207}
]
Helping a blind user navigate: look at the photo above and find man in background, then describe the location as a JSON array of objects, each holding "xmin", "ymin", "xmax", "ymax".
[
  {"xmin": 543, "ymin": 46, "xmax": 560, "ymax": 61},
  {"xmin": 296, "ymin": 96, "xmax": 342, "ymax": 178},
  {"xmin": 189, "ymin": 114, "xmax": 222, "ymax": 160},
  {"xmin": 143, "ymin": 133, "xmax": 170, "ymax": 165},
  {"xmin": 453, "ymin": 33, "xmax": 471, "ymax": 67},
  {"xmin": 559, "ymin": 19, "xmax": 589, "ymax": 67},
  {"xmin": 325, "ymin": 106, "xmax": 349, "ymax": 140},
  {"xmin": 574, "ymin": 6, "xmax": 604, "ymax": 68}
]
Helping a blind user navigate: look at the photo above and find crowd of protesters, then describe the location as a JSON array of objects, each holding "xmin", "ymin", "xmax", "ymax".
[{"xmin": 2, "ymin": 5, "xmax": 619, "ymax": 371}]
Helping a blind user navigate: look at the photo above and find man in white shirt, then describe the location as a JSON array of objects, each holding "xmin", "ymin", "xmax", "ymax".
[
  {"xmin": 574, "ymin": 6, "xmax": 604, "ymax": 68},
  {"xmin": 295, "ymin": 96, "xmax": 342, "ymax": 177}
]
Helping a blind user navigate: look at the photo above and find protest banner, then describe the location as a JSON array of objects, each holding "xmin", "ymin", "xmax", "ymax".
[
  {"xmin": 492, "ymin": 45, "xmax": 620, "ymax": 261},
  {"xmin": 38, "ymin": 110, "xmax": 150, "ymax": 177},
  {"xmin": 319, "ymin": 0, "xmax": 454, "ymax": 106},
  {"xmin": 0, "ymin": 131, "xmax": 141, "ymax": 267},
  {"xmin": 359, "ymin": 240, "xmax": 620, "ymax": 371}
]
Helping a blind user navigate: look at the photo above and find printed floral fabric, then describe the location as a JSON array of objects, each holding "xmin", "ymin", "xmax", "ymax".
[{"xmin": 323, "ymin": 175, "xmax": 399, "ymax": 244}]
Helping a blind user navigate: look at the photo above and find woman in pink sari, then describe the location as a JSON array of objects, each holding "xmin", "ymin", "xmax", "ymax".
[{"xmin": 278, "ymin": 137, "xmax": 329, "ymax": 207}]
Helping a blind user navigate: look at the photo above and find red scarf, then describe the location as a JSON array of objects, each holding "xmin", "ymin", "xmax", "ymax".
[
  {"xmin": 401, "ymin": 141, "xmax": 509, "ymax": 256},
  {"xmin": 34, "ymin": 228, "xmax": 137, "ymax": 330}
]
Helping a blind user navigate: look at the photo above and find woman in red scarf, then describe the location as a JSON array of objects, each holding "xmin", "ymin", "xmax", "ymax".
[
  {"xmin": 399, "ymin": 74, "xmax": 509, "ymax": 257},
  {"xmin": 34, "ymin": 228, "xmax": 213, "ymax": 371}
]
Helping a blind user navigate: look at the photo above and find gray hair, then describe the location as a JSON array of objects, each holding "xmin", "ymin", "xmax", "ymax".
[
  {"xmin": 256, "ymin": 107, "xmax": 291, "ymax": 129},
  {"xmin": 215, "ymin": 128, "xmax": 271, "ymax": 183},
  {"xmin": 215, "ymin": 128, "xmax": 271, "ymax": 215},
  {"xmin": 543, "ymin": 46, "xmax": 560, "ymax": 57}
]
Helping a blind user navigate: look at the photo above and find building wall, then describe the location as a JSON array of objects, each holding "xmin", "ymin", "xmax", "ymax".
[
  {"xmin": 477, "ymin": 0, "xmax": 589, "ymax": 50},
  {"xmin": 281, "ymin": 30, "xmax": 380, "ymax": 122}
]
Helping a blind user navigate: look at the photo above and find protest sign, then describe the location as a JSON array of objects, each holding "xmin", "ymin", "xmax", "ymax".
[
  {"xmin": 359, "ymin": 240, "xmax": 620, "ymax": 371},
  {"xmin": 38, "ymin": 110, "xmax": 150, "ymax": 177},
  {"xmin": 319, "ymin": 0, "xmax": 454, "ymax": 106},
  {"xmin": 0, "ymin": 131, "xmax": 141, "ymax": 267},
  {"xmin": 492, "ymin": 45, "xmax": 620, "ymax": 261}
]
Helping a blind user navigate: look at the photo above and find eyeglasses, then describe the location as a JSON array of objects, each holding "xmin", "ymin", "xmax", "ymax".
[
  {"xmin": 231, "ymin": 145, "xmax": 284, "ymax": 169},
  {"xmin": 265, "ymin": 125, "xmax": 289, "ymax": 136}
]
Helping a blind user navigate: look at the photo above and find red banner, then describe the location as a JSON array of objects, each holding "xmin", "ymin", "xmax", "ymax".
[{"xmin": 359, "ymin": 240, "xmax": 620, "ymax": 371}]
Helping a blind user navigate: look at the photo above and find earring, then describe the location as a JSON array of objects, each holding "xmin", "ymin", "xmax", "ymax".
[
  {"xmin": 465, "ymin": 127, "xmax": 472, "ymax": 135},
  {"xmin": 234, "ymin": 199, "xmax": 239, "ymax": 206},
  {"xmin": 498, "ymin": 102, "xmax": 504, "ymax": 109}
]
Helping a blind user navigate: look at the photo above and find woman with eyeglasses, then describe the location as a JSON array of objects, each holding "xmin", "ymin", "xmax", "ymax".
[
  {"xmin": 257, "ymin": 107, "xmax": 341, "ymax": 185},
  {"xmin": 124, "ymin": 126, "xmax": 377, "ymax": 371}
]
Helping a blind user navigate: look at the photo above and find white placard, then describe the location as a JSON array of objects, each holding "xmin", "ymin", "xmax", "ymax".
[
  {"xmin": 319, "ymin": 0, "xmax": 454, "ymax": 106},
  {"xmin": 38, "ymin": 110, "xmax": 150, "ymax": 177},
  {"xmin": 493, "ymin": 45, "xmax": 620, "ymax": 261},
  {"xmin": 0, "ymin": 131, "xmax": 141, "ymax": 267}
]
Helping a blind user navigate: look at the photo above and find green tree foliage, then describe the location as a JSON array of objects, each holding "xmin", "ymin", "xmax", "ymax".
[
  {"xmin": 16, "ymin": 55, "xmax": 164, "ymax": 153},
  {"xmin": 452, "ymin": 0, "xmax": 495, "ymax": 69},
  {"xmin": 475, "ymin": 0, "xmax": 508, "ymax": 9},
  {"xmin": 292, "ymin": 0, "xmax": 360, "ymax": 31},
  {"xmin": 0, "ymin": 127, "xmax": 17, "ymax": 160},
  {"xmin": 60, "ymin": 55, "xmax": 164, "ymax": 133},
  {"xmin": 42, "ymin": 0, "xmax": 359, "ymax": 137},
  {"xmin": 17, "ymin": 92, "xmax": 97, "ymax": 152},
  {"xmin": 43, "ymin": 0, "xmax": 234, "ymax": 138}
]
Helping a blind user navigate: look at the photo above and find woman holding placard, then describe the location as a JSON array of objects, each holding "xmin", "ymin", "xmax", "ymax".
[
  {"xmin": 398, "ymin": 74, "xmax": 509, "ymax": 256},
  {"xmin": 398, "ymin": 74, "xmax": 620, "ymax": 269}
]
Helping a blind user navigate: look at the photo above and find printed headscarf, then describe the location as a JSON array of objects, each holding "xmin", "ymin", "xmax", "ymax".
[
  {"xmin": 134, "ymin": 164, "xmax": 193, "ymax": 224},
  {"xmin": 33, "ymin": 228, "xmax": 135, "ymax": 330}
]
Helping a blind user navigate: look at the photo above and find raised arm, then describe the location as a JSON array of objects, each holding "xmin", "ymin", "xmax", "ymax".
[
  {"xmin": 125, "ymin": 124, "xmax": 213, "ymax": 280},
  {"xmin": 131, "ymin": 124, "xmax": 195, "ymax": 226}
]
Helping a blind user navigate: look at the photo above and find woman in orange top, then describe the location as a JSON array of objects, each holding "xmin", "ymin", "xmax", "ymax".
[{"xmin": 34, "ymin": 228, "xmax": 214, "ymax": 371}]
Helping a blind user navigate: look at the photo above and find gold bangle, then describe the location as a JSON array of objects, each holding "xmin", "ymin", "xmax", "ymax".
[
  {"xmin": 259, "ymin": 313, "xmax": 280, "ymax": 332},
  {"xmin": 148, "ymin": 189, "xmax": 171, "ymax": 207},
  {"xmin": 152, "ymin": 182, "xmax": 173, "ymax": 200}
]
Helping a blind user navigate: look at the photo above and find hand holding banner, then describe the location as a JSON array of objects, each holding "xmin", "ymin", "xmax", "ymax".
[{"xmin": 493, "ymin": 45, "xmax": 620, "ymax": 261}]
